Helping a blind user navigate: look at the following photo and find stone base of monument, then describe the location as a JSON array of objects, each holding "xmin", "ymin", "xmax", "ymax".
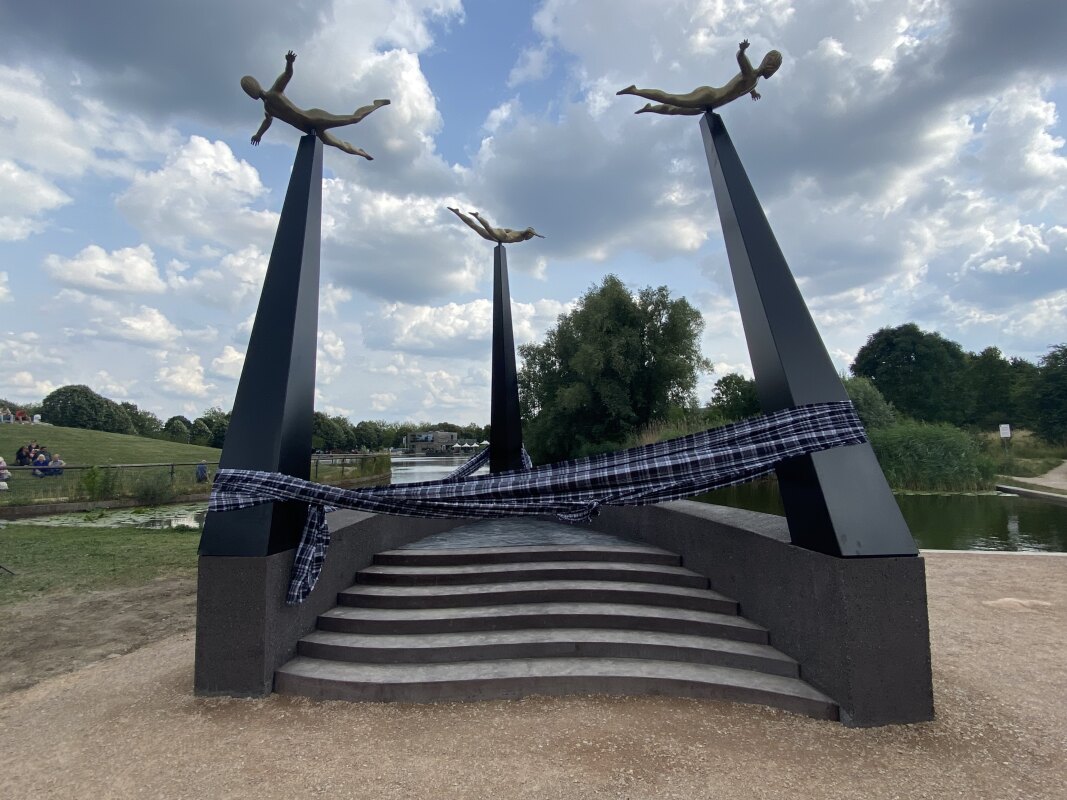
[
  {"xmin": 269, "ymin": 515, "xmax": 838, "ymax": 722},
  {"xmin": 585, "ymin": 502, "xmax": 935, "ymax": 727}
]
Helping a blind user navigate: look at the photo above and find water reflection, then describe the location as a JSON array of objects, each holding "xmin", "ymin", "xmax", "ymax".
[
  {"xmin": 696, "ymin": 481, "xmax": 1067, "ymax": 552},
  {"xmin": 390, "ymin": 454, "xmax": 487, "ymax": 485}
]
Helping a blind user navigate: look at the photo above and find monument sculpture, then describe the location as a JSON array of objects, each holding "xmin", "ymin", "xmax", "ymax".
[
  {"xmin": 241, "ymin": 50, "xmax": 390, "ymax": 159},
  {"xmin": 447, "ymin": 206, "xmax": 544, "ymax": 472},
  {"xmin": 617, "ymin": 39, "xmax": 782, "ymax": 114},
  {"xmin": 447, "ymin": 207, "xmax": 545, "ymax": 243}
]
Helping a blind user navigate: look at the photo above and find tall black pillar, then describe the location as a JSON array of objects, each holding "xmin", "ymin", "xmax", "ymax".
[
  {"xmin": 701, "ymin": 112, "xmax": 916, "ymax": 557},
  {"xmin": 489, "ymin": 244, "xmax": 524, "ymax": 472},
  {"xmin": 198, "ymin": 134, "xmax": 323, "ymax": 556}
]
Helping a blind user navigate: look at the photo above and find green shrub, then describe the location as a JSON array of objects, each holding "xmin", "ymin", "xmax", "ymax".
[
  {"xmin": 131, "ymin": 471, "xmax": 177, "ymax": 506},
  {"xmin": 79, "ymin": 465, "xmax": 120, "ymax": 501},
  {"xmin": 869, "ymin": 420, "xmax": 996, "ymax": 491}
]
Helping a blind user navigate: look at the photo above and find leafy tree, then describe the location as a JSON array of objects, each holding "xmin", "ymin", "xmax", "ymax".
[
  {"xmin": 965, "ymin": 346, "xmax": 1014, "ymax": 428},
  {"xmin": 1008, "ymin": 357, "xmax": 1041, "ymax": 430},
  {"xmin": 189, "ymin": 419, "xmax": 214, "ymax": 446},
  {"xmin": 842, "ymin": 375, "xmax": 896, "ymax": 430},
  {"xmin": 312, "ymin": 412, "xmax": 347, "ymax": 451},
  {"xmin": 519, "ymin": 275, "xmax": 708, "ymax": 463},
  {"xmin": 41, "ymin": 385, "xmax": 135, "ymax": 434},
  {"xmin": 709, "ymin": 373, "xmax": 760, "ymax": 421},
  {"xmin": 120, "ymin": 401, "xmax": 163, "ymax": 438},
  {"xmin": 196, "ymin": 407, "xmax": 231, "ymax": 448},
  {"xmin": 163, "ymin": 416, "xmax": 191, "ymax": 443},
  {"xmin": 1034, "ymin": 344, "xmax": 1067, "ymax": 444},
  {"xmin": 851, "ymin": 323, "xmax": 971, "ymax": 425}
]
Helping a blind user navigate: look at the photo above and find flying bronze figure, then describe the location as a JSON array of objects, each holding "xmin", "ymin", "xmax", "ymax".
[
  {"xmin": 241, "ymin": 51, "xmax": 390, "ymax": 159},
  {"xmin": 617, "ymin": 39, "xmax": 782, "ymax": 115},
  {"xmin": 447, "ymin": 208, "xmax": 545, "ymax": 244}
]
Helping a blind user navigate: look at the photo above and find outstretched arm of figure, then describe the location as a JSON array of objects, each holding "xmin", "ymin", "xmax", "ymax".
[
  {"xmin": 635, "ymin": 102, "xmax": 703, "ymax": 116},
  {"xmin": 271, "ymin": 50, "xmax": 296, "ymax": 93},
  {"xmin": 737, "ymin": 39, "xmax": 755, "ymax": 77},
  {"xmin": 251, "ymin": 114, "xmax": 272, "ymax": 145},
  {"xmin": 447, "ymin": 207, "xmax": 496, "ymax": 241},
  {"xmin": 349, "ymin": 99, "xmax": 391, "ymax": 124}
]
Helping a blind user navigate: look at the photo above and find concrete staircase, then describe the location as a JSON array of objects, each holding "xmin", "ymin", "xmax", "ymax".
[{"xmin": 275, "ymin": 540, "xmax": 838, "ymax": 719}]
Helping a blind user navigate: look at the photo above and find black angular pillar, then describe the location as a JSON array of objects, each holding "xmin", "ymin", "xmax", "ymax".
[
  {"xmin": 198, "ymin": 134, "xmax": 323, "ymax": 556},
  {"xmin": 489, "ymin": 244, "xmax": 524, "ymax": 473},
  {"xmin": 701, "ymin": 113, "xmax": 916, "ymax": 557}
]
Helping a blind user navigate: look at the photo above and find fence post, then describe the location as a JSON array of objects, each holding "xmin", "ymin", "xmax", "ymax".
[{"xmin": 170, "ymin": 463, "xmax": 175, "ymax": 482}]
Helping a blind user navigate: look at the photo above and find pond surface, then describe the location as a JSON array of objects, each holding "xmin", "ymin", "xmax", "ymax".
[
  {"xmin": 10, "ymin": 503, "xmax": 207, "ymax": 530},
  {"xmin": 696, "ymin": 482, "xmax": 1067, "ymax": 553},
  {"xmin": 390, "ymin": 454, "xmax": 488, "ymax": 484}
]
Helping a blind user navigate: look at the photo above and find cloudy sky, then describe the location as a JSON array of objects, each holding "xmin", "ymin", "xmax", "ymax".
[{"xmin": 1, "ymin": 0, "xmax": 1065, "ymax": 424}]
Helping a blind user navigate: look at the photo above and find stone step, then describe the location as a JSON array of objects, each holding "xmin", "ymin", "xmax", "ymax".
[
  {"xmin": 374, "ymin": 544, "xmax": 681, "ymax": 567},
  {"xmin": 298, "ymin": 628, "xmax": 799, "ymax": 677},
  {"xmin": 339, "ymin": 579, "xmax": 736, "ymax": 613},
  {"xmin": 355, "ymin": 560, "xmax": 708, "ymax": 589},
  {"xmin": 274, "ymin": 656, "xmax": 838, "ymax": 720},
  {"xmin": 319, "ymin": 601, "xmax": 766, "ymax": 643}
]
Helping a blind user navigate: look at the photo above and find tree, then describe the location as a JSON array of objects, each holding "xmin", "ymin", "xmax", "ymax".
[
  {"xmin": 1034, "ymin": 344, "xmax": 1067, "ymax": 444},
  {"xmin": 708, "ymin": 373, "xmax": 760, "ymax": 421},
  {"xmin": 41, "ymin": 385, "xmax": 135, "ymax": 434},
  {"xmin": 851, "ymin": 323, "xmax": 971, "ymax": 425},
  {"xmin": 842, "ymin": 375, "xmax": 896, "ymax": 430},
  {"xmin": 189, "ymin": 419, "xmax": 214, "ymax": 446},
  {"xmin": 519, "ymin": 275, "xmax": 708, "ymax": 463},
  {"xmin": 121, "ymin": 402, "xmax": 163, "ymax": 438},
  {"xmin": 195, "ymin": 407, "xmax": 231, "ymax": 448},
  {"xmin": 163, "ymin": 416, "xmax": 192, "ymax": 443},
  {"xmin": 965, "ymin": 346, "xmax": 1014, "ymax": 428}
]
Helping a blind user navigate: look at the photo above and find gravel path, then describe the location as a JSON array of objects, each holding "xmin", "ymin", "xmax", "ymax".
[
  {"xmin": 1, "ymin": 552, "xmax": 1064, "ymax": 799},
  {"xmin": 1006, "ymin": 459, "xmax": 1067, "ymax": 491}
]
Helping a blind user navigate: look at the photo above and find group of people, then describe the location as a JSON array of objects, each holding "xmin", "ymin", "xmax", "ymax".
[{"xmin": 11, "ymin": 441, "xmax": 65, "ymax": 478}]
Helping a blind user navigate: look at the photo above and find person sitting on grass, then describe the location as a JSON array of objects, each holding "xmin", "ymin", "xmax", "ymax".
[
  {"xmin": 15, "ymin": 446, "xmax": 32, "ymax": 467},
  {"xmin": 32, "ymin": 451, "xmax": 49, "ymax": 477},
  {"xmin": 0, "ymin": 456, "xmax": 11, "ymax": 481},
  {"xmin": 47, "ymin": 453, "xmax": 65, "ymax": 477}
]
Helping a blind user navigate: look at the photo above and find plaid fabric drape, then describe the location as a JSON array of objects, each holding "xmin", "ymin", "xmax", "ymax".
[{"xmin": 208, "ymin": 401, "xmax": 867, "ymax": 604}]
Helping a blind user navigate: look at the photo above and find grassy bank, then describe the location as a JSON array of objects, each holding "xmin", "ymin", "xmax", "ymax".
[
  {"xmin": 0, "ymin": 522, "xmax": 199, "ymax": 606},
  {"xmin": 0, "ymin": 424, "xmax": 220, "ymax": 466}
]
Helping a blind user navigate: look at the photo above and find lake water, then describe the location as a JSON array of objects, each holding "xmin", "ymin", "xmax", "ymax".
[
  {"xmin": 9, "ymin": 454, "xmax": 1065, "ymax": 552},
  {"xmin": 696, "ymin": 481, "xmax": 1067, "ymax": 553}
]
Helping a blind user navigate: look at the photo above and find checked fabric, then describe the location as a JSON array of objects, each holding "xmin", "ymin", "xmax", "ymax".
[{"xmin": 208, "ymin": 401, "xmax": 868, "ymax": 604}]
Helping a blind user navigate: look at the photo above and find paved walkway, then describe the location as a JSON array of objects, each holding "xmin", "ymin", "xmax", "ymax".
[
  {"xmin": 1, "ymin": 551, "xmax": 1064, "ymax": 799},
  {"xmin": 399, "ymin": 518, "xmax": 637, "ymax": 549},
  {"xmin": 1005, "ymin": 459, "xmax": 1067, "ymax": 492}
]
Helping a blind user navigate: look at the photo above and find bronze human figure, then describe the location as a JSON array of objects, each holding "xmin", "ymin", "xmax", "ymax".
[
  {"xmin": 241, "ymin": 51, "xmax": 390, "ymax": 159},
  {"xmin": 447, "ymin": 208, "xmax": 545, "ymax": 244},
  {"xmin": 618, "ymin": 40, "xmax": 782, "ymax": 115}
]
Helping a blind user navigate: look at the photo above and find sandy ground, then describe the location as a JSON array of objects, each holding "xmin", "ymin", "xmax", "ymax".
[
  {"xmin": 1007, "ymin": 459, "xmax": 1067, "ymax": 492},
  {"xmin": 1, "ymin": 552, "xmax": 1065, "ymax": 799}
]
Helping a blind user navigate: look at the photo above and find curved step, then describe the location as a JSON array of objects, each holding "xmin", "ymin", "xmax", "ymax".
[
  {"xmin": 274, "ymin": 656, "xmax": 838, "ymax": 720},
  {"xmin": 339, "ymin": 578, "xmax": 734, "ymax": 612},
  {"xmin": 319, "ymin": 601, "xmax": 767, "ymax": 643},
  {"xmin": 356, "ymin": 561, "xmax": 708, "ymax": 588},
  {"xmin": 298, "ymin": 628, "xmax": 799, "ymax": 676},
  {"xmin": 375, "ymin": 544, "xmax": 680, "ymax": 567}
]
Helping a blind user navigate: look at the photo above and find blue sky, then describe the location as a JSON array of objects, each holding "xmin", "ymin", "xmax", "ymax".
[{"xmin": 1, "ymin": 0, "xmax": 1065, "ymax": 425}]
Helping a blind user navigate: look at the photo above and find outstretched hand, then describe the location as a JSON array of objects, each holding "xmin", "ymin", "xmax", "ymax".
[
  {"xmin": 251, "ymin": 134, "xmax": 261, "ymax": 145},
  {"xmin": 739, "ymin": 39, "xmax": 750, "ymax": 52},
  {"xmin": 285, "ymin": 50, "xmax": 296, "ymax": 63},
  {"xmin": 751, "ymin": 91, "xmax": 761, "ymax": 101}
]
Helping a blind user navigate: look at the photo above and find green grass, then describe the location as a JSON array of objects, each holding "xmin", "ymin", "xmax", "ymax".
[
  {"xmin": 0, "ymin": 423, "xmax": 220, "ymax": 466},
  {"xmin": 0, "ymin": 522, "xmax": 199, "ymax": 606}
]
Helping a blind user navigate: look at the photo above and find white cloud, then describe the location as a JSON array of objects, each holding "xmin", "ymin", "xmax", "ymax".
[
  {"xmin": 210, "ymin": 345, "xmax": 245, "ymax": 379},
  {"xmin": 166, "ymin": 246, "xmax": 268, "ymax": 307},
  {"xmin": 156, "ymin": 353, "xmax": 212, "ymax": 397},
  {"xmin": 370, "ymin": 392, "xmax": 398, "ymax": 411},
  {"xmin": 43, "ymin": 244, "xmax": 166, "ymax": 294},
  {"xmin": 321, "ymin": 283, "xmax": 353, "ymax": 316},
  {"xmin": 2, "ymin": 370, "xmax": 59, "ymax": 400},
  {"xmin": 117, "ymin": 136, "xmax": 277, "ymax": 256},
  {"xmin": 0, "ymin": 271, "xmax": 10, "ymax": 302},
  {"xmin": 317, "ymin": 330, "xmax": 346, "ymax": 384},
  {"xmin": 0, "ymin": 160, "xmax": 71, "ymax": 240},
  {"xmin": 508, "ymin": 45, "xmax": 552, "ymax": 87},
  {"xmin": 93, "ymin": 370, "xmax": 132, "ymax": 398},
  {"xmin": 109, "ymin": 306, "xmax": 182, "ymax": 346}
]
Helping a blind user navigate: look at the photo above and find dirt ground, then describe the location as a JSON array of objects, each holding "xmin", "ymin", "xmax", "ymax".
[
  {"xmin": 1007, "ymin": 459, "xmax": 1067, "ymax": 492},
  {"xmin": 1, "ymin": 552, "xmax": 1065, "ymax": 799}
]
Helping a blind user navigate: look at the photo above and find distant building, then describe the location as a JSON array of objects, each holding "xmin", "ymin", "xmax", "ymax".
[{"xmin": 402, "ymin": 430, "xmax": 459, "ymax": 454}]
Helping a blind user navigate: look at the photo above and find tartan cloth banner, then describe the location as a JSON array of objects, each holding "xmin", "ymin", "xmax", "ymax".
[
  {"xmin": 442, "ymin": 445, "xmax": 534, "ymax": 481},
  {"xmin": 208, "ymin": 401, "xmax": 867, "ymax": 604}
]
